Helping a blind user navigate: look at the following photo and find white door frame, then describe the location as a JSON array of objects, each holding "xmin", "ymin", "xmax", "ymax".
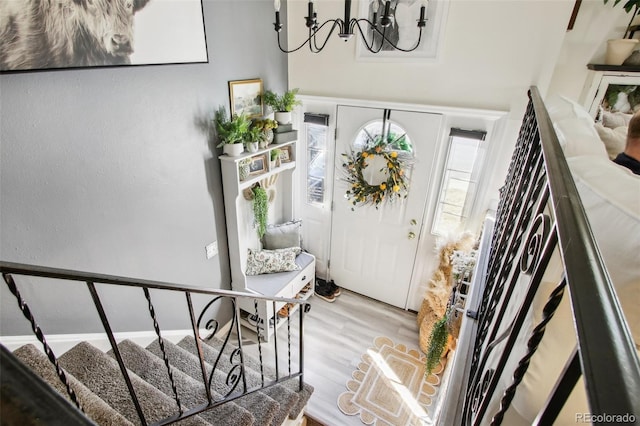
[{"xmin": 294, "ymin": 95, "xmax": 507, "ymax": 310}]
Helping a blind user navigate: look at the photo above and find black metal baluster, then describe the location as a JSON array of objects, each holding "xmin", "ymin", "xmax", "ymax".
[
  {"xmin": 254, "ymin": 300, "xmax": 265, "ymax": 386},
  {"xmin": 86, "ymin": 282, "xmax": 147, "ymax": 425},
  {"xmin": 490, "ymin": 279, "xmax": 567, "ymax": 425},
  {"xmin": 533, "ymin": 347, "xmax": 581, "ymax": 426},
  {"xmin": 273, "ymin": 301, "xmax": 279, "ymax": 381},
  {"xmin": 3, "ymin": 273, "xmax": 83, "ymax": 412},
  {"xmin": 287, "ymin": 305, "xmax": 292, "ymax": 377},
  {"xmin": 185, "ymin": 292, "xmax": 213, "ymax": 404},
  {"xmin": 233, "ymin": 297, "xmax": 248, "ymax": 394},
  {"xmin": 143, "ymin": 287, "xmax": 182, "ymax": 414}
]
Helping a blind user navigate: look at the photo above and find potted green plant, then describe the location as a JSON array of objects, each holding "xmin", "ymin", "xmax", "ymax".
[
  {"xmin": 263, "ymin": 88, "xmax": 301, "ymax": 125},
  {"xmin": 245, "ymin": 125, "xmax": 263, "ymax": 153},
  {"xmin": 252, "ymin": 118, "xmax": 278, "ymax": 148},
  {"xmin": 214, "ymin": 106, "xmax": 251, "ymax": 156},
  {"xmin": 270, "ymin": 148, "xmax": 282, "ymax": 169},
  {"xmin": 604, "ymin": 0, "xmax": 640, "ymax": 65}
]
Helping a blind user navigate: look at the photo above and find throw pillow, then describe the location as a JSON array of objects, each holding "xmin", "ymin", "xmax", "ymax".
[
  {"xmin": 246, "ymin": 247, "xmax": 302, "ymax": 275},
  {"xmin": 263, "ymin": 220, "xmax": 302, "ymax": 250},
  {"xmin": 594, "ymin": 123, "xmax": 627, "ymax": 160},
  {"xmin": 601, "ymin": 111, "xmax": 633, "ymax": 129}
]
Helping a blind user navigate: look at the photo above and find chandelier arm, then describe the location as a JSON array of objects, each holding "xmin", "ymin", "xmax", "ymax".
[
  {"xmin": 352, "ymin": 19, "xmax": 385, "ymax": 54},
  {"xmin": 310, "ymin": 19, "xmax": 342, "ymax": 52},
  {"xmin": 367, "ymin": 25, "xmax": 424, "ymax": 53},
  {"xmin": 276, "ymin": 19, "xmax": 341, "ymax": 54}
]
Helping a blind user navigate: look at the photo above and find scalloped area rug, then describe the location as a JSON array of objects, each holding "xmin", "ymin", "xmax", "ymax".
[{"xmin": 337, "ymin": 336, "xmax": 445, "ymax": 426}]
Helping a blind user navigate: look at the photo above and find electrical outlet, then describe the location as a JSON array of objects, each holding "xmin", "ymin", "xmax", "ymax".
[{"xmin": 205, "ymin": 241, "xmax": 218, "ymax": 259}]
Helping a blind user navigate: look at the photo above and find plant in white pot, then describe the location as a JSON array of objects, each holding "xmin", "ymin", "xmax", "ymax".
[
  {"xmin": 263, "ymin": 88, "xmax": 301, "ymax": 125},
  {"xmin": 214, "ymin": 106, "xmax": 251, "ymax": 157},
  {"xmin": 604, "ymin": 0, "xmax": 640, "ymax": 65}
]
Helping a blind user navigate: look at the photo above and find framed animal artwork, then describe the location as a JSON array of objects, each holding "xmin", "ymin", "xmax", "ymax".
[{"xmin": 0, "ymin": 0, "xmax": 208, "ymax": 73}]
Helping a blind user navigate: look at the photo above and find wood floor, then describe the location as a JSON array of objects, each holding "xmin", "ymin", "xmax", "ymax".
[{"xmin": 241, "ymin": 290, "xmax": 422, "ymax": 426}]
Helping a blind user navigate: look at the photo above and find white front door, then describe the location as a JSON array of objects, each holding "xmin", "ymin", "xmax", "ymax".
[{"xmin": 329, "ymin": 105, "xmax": 442, "ymax": 308}]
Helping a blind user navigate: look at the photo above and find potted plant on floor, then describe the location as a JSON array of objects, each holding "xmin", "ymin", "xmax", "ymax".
[
  {"xmin": 263, "ymin": 88, "xmax": 301, "ymax": 125},
  {"xmin": 214, "ymin": 106, "xmax": 251, "ymax": 156},
  {"xmin": 604, "ymin": 0, "xmax": 640, "ymax": 65}
]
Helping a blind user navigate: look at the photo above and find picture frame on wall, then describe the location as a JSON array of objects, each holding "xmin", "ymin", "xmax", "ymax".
[
  {"xmin": 279, "ymin": 145, "xmax": 293, "ymax": 163},
  {"xmin": 0, "ymin": 0, "xmax": 208, "ymax": 73},
  {"xmin": 229, "ymin": 79, "xmax": 264, "ymax": 118},
  {"xmin": 355, "ymin": 0, "xmax": 449, "ymax": 62},
  {"xmin": 249, "ymin": 154, "xmax": 268, "ymax": 176}
]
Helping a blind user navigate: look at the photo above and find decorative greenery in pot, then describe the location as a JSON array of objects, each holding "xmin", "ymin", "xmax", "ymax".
[
  {"xmin": 252, "ymin": 118, "xmax": 278, "ymax": 148},
  {"xmin": 214, "ymin": 106, "xmax": 251, "ymax": 156},
  {"xmin": 263, "ymin": 88, "xmax": 301, "ymax": 124},
  {"xmin": 251, "ymin": 184, "xmax": 268, "ymax": 239},
  {"xmin": 603, "ymin": 0, "xmax": 640, "ymax": 65},
  {"xmin": 245, "ymin": 125, "xmax": 263, "ymax": 153},
  {"xmin": 270, "ymin": 148, "xmax": 282, "ymax": 168}
]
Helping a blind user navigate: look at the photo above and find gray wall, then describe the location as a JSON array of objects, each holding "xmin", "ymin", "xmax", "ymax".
[{"xmin": 0, "ymin": 1, "xmax": 288, "ymax": 335}]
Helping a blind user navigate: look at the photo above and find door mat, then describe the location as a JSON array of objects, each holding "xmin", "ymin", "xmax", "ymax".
[{"xmin": 337, "ymin": 336, "xmax": 445, "ymax": 425}]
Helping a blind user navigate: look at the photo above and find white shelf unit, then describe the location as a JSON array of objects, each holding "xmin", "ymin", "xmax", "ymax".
[
  {"xmin": 579, "ymin": 67, "xmax": 640, "ymax": 118},
  {"xmin": 219, "ymin": 140, "xmax": 315, "ymax": 342}
]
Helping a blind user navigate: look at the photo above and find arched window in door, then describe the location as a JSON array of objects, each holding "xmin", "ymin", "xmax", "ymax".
[{"xmin": 353, "ymin": 120, "xmax": 414, "ymax": 154}]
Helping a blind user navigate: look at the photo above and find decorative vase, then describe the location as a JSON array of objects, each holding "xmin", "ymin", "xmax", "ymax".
[
  {"xmin": 259, "ymin": 137, "xmax": 269, "ymax": 149},
  {"xmin": 605, "ymin": 39, "xmax": 639, "ymax": 65},
  {"xmin": 239, "ymin": 164, "xmax": 249, "ymax": 181},
  {"xmin": 247, "ymin": 141, "xmax": 259, "ymax": 153},
  {"xmin": 274, "ymin": 111, "xmax": 292, "ymax": 125},
  {"xmin": 265, "ymin": 129, "xmax": 274, "ymax": 145},
  {"xmin": 223, "ymin": 143, "xmax": 244, "ymax": 156},
  {"xmin": 270, "ymin": 159, "xmax": 276, "ymax": 170}
]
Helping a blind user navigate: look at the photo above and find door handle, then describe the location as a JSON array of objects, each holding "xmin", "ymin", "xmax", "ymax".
[{"xmin": 408, "ymin": 231, "xmax": 416, "ymax": 240}]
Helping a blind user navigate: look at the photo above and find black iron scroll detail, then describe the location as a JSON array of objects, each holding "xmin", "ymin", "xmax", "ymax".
[
  {"xmin": 197, "ymin": 296, "xmax": 245, "ymax": 398},
  {"xmin": 520, "ymin": 214, "xmax": 552, "ymax": 275},
  {"xmin": 143, "ymin": 287, "xmax": 183, "ymax": 414},
  {"xmin": 2, "ymin": 273, "xmax": 83, "ymax": 412},
  {"xmin": 490, "ymin": 279, "xmax": 567, "ymax": 426}
]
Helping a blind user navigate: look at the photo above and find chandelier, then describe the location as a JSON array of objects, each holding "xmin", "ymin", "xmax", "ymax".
[{"xmin": 273, "ymin": 0, "xmax": 428, "ymax": 54}]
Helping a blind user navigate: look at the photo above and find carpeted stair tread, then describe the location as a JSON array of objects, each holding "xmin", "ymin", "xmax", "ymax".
[
  {"xmin": 146, "ymin": 339, "xmax": 279, "ymax": 426},
  {"xmin": 58, "ymin": 341, "xmax": 211, "ymax": 426},
  {"xmin": 13, "ymin": 344, "xmax": 133, "ymax": 426},
  {"xmin": 207, "ymin": 336, "xmax": 314, "ymax": 419},
  {"xmin": 178, "ymin": 336, "xmax": 300, "ymax": 426},
  {"xmin": 110, "ymin": 339, "xmax": 254, "ymax": 426}
]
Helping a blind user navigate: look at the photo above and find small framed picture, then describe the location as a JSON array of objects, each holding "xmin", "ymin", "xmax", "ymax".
[
  {"xmin": 229, "ymin": 79, "xmax": 263, "ymax": 118},
  {"xmin": 279, "ymin": 145, "xmax": 293, "ymax": 163},
  {"xmin": 249, "ymin": 154, "xmax": 268, "ymax": 176}
]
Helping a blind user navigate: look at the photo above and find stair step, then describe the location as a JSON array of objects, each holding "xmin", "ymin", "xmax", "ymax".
[
  {"xmin": 110, "ymin": 339, "xmax": 254, "ymax": 426},
  {"xmin": 206, "ymin": 336, "xmax": 314, "ymax": 420},
  {"xmin": 13, "ymin": 344, "xmax": 133, "ymax": 426},
  {"xmin": 178, "ymin": 336, "xmax": 300, "ymax": 426},
  {"xmin": 146, "ymin": 338, "xmax": 279, "ymax": 426},
  {"xmin": 58, "ymin": 341, "xmax": 211, "ymax": 426}
]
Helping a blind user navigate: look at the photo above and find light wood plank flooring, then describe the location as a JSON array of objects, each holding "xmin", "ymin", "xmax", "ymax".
[{"xmin": 241, "ymin": 290, "xmax": 422, "ymax": 426}]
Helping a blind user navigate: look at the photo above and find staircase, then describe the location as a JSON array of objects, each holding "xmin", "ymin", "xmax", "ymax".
[{"xmin": 0, "ymin": 262, "xmax": 314, "ymax": 426}]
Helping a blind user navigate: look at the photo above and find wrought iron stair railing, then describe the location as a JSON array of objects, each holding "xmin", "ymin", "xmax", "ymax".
[
  {"xmin": 459, "ymin": 87, "xmax": 640, "ymax": 425},
  {"xmin": 0, "ymin": 261, "xmax": 309, "ymax": 426}
]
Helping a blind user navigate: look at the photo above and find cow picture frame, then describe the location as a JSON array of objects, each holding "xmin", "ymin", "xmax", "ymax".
[
  {"xmin": 229, "ymin": 79, "xmax": 264, "ymax": 119},
  {"xmin": 249, "ymin": 154, "xmax": 268, "ymax": 176},
  {"xmin": 0, "ymin": 0, "xmax": 208, "ymax": 73}
]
